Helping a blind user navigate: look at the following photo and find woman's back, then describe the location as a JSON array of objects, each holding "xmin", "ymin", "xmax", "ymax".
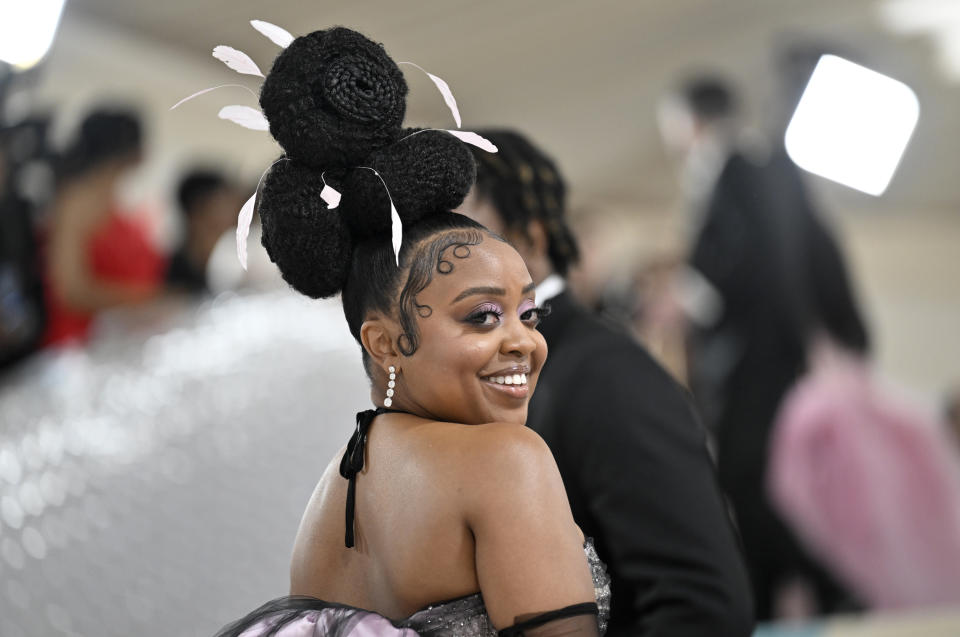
[
  {"xmin": 292, "ymin": 413, "xmax": 602, "ymax": 618},
  {"xmin": 291, "ymin": 413, "xmax": 485, "ymax": 617}
]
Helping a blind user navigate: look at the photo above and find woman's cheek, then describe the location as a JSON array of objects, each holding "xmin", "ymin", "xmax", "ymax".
[
  {"xmin": 424, "ymin": 335, "xmax": 484, "ymax": 376},
  {"xmin": 534, "ymin": 331, "xmax": 548, "ymax": 369},
  {"xmin": 460, "ymin": 337, "xmax": 496, "ymax": 369}
]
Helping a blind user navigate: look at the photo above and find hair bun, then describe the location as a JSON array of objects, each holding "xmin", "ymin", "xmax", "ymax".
[
  {"xmin": 259, "ymin": 27, "xmax": 408, "ymax": 170},
  {"xmin": 340, "ymin": 129, "xmax": 476, "ymax": 238},
  {"xmin": 258, "ymin": 160, "xmax": 352, "ymax": 298}
]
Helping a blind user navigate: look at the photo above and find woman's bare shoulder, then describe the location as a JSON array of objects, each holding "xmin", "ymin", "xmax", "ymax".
[
  {"xmin": 415, "ymin": 420, "xmax": 554, "ymax": 473},
  {"xmin": 409, "ymin": 421, "xmax": 563, "ymax": 517}
]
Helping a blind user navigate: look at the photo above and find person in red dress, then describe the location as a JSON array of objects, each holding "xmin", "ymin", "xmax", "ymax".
[{"xmin": 41, "ymin": 108, "xmax": 165, "ymax": 346}]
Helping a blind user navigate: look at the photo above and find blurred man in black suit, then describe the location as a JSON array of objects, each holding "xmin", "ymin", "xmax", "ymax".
[
  {"xmin": 458, "ymin": 130, "xmax": 754, "ymax": 637},
  {"xmin": 659, "ymin": 76, "xmax": 870, "ymax": 620}
]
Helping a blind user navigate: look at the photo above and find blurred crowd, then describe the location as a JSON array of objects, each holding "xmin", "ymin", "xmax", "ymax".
[
  {"xmin": 0, "ymin": 98, "xmax": 267, "ymax": 373},
  {"xmin": 625, "ymin": 71, "xmax": 959, "ymax": 619},
  {"xmin": 2, "ymin": 25, "xmax": 960, "ymax": 637}
]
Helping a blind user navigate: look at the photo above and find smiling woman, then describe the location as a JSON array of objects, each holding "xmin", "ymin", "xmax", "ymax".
[
  {"xmin": 213, "ymin": 25, "xmax": 609, "ymax": 637},
  {"xmin": 362, "ymin": 234, "xmax": 546, "ymax": 426}
]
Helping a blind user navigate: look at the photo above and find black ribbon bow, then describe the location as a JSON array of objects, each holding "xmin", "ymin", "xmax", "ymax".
[{"xmin": 339, "ymin": 408, "xmax": 381, "ymax": 548}]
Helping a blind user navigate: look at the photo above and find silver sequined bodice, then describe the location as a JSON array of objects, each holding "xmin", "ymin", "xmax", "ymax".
[{"xmin": 400, "ymin": 539, "xmax": 611, "ymax": 636}]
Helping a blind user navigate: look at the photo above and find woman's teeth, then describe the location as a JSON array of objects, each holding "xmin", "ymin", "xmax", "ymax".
[{"xmin": 488, "ymin": 373, "xmax": 527, "ymax": 385}]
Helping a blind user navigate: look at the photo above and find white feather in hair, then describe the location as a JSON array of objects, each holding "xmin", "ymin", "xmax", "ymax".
[
  {"xmin": 445, "ymin": 130, "xmax": 497, "ymax": 153},
  {"xmin": 399, "ymin": 62, "xmax": 461, "ymax": 128},
  {"xmin": 170, "ymin": 84, "xmax": 259, "ymax": 110},
  {"xmin": 236, "ymin": 192, "xmax": 257, "ymax": 270},
  {"xmin": 251, "ymin": 20, "xmax": 294, "ymax": 48},
  {"xmin": 218, "ymin": 105, "xmax": 270, "ymax": 131},
  {"xmin": 213, "ymin": 45, "xmax": 265, "ymax": 77}
]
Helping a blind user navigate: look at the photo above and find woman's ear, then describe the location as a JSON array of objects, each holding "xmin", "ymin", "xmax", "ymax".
[{"xmin": 360, "ymin": 316, "xmax": 400, "ymax": 373}]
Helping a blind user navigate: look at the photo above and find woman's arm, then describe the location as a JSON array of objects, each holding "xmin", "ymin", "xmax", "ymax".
[{"xmin": 462, "ymin": 424, "xmax": 600, "ymax": 634}]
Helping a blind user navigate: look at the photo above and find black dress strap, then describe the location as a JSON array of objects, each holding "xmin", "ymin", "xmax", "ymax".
[{"xmin": 338, "ymin": 407, "xmax": 403, "ymax": 548}]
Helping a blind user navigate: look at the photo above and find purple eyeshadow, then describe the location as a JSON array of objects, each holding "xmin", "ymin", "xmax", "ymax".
[{"xmin": 475, "ymin": 302, "xmax": 503, "ymax": 315}]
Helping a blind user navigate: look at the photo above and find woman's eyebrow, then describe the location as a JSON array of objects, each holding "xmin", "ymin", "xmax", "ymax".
[
  {"xmin": 451, "ymin": 286, "xmax": 506, "ymax": 303},
  {"xmin": 522, "ymin": 282, "xmax": 536, "ymax": 295}
]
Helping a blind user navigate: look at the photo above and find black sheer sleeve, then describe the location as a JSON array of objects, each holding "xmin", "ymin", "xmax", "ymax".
[{"xmin": 498, "ymin": 602, "xmax": 601, "ymax": 637}]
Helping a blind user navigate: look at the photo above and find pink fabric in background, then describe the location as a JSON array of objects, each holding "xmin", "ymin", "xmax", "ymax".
[{"xmin": 768, "ymin": 348, "xmax": 960, "ymax": 609}]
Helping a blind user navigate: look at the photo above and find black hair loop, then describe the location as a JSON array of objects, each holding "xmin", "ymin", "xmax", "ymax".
[
  {"xmin": 436, "ymin": 239, "xmax": 475, "ymax": 276},
  {"xmin": 396, "ymin": 333, "xmax": 413, "ymax": 356}
]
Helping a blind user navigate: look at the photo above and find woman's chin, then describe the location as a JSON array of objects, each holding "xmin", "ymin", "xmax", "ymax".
[{"xmin": 486, "ymin": 403, "xmax": 529, "ymax": 426}]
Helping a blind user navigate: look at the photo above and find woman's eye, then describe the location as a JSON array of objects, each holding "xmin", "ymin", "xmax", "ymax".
[
  {"xmin": 467, "ymin": 310, "xmax": 502, "ymax": 326},
  {"xmin": 520, "ymin": 308, "xmax": 543, "ymax": 326}
]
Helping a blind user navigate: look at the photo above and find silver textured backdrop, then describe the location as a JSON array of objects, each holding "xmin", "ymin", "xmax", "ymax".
[{"xmin": 0, "ymin": 291, "xmax": 370, "ymax": 637}]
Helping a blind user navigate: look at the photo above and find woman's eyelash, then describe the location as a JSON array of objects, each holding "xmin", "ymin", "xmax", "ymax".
[
  {"xmin": 520, "ymin": 300, "xmax": 549, "ymax": 321},
  {"xmin": 464, "ymin": 301, "xmax": 548, "ymax": 326},
  {"xmin": 466, "ymin": 304, "xmax": 503, "ymax": 325},
  {"xmin": 467, "ymin": 309, "xmax": 502, "ymax": 320},
  {"xmin": 520, "ymin": 307, "xmax": 546, "ymax": 323}
]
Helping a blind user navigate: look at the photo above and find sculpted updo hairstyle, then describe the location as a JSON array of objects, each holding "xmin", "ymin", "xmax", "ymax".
[{"xmin": 255, "ymin": 27, "xmax": 488, "ymax": 369}]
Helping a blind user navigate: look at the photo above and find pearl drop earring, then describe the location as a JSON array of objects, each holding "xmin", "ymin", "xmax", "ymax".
[{"xmin": 384, "ymin": 366, "xmax": 396, "ymax": 408}]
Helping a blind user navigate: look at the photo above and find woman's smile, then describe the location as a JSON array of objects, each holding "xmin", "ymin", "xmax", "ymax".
[{"xmin": 480, "ymin": 366, "xmax": 531, "ymax": 399}]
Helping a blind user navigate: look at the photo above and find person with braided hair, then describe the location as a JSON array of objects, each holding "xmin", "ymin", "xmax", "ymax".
[
  {"xmin": 213, "ymin": 28, "xmax": 610, "ymax": 637},
  {"xmin": 457, "ymin": 130, "xmax": 754, "ymax": 636}
]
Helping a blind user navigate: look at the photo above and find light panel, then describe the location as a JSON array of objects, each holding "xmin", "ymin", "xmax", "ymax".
[
  {"xmin": 784, "ymin": 55, "xmax": 919, "ymax": 196},
  {"xmin": 0, "ymin": 0, "xmax": 67, "ymax": 70}
]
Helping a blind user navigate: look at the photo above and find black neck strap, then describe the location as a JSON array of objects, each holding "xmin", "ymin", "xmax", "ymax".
[{"xmin": 338, "ymin": 407, "xmax": 405, "ymax": 548}]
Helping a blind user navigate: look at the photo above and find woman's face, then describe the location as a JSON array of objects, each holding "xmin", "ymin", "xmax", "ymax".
[{"xmin": 392, "ymin": 235, "xmax": 547, "ymax": 426}]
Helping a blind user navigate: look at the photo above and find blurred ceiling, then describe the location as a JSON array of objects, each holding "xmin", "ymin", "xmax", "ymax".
[{"xmin": 60, "ymin": 0, "xmax": 960, "ymax": 210}]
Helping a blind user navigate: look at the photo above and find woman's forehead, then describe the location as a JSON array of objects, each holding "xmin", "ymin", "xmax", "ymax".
[{"xmin": 421, "ymin": 237, "xmax": 531, "ymax": 299}]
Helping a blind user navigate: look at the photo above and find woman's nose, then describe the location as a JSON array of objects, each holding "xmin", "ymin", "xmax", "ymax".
[{"xmin": 501, "ymin": 316, "xmax": 537, "ymax": 357}]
